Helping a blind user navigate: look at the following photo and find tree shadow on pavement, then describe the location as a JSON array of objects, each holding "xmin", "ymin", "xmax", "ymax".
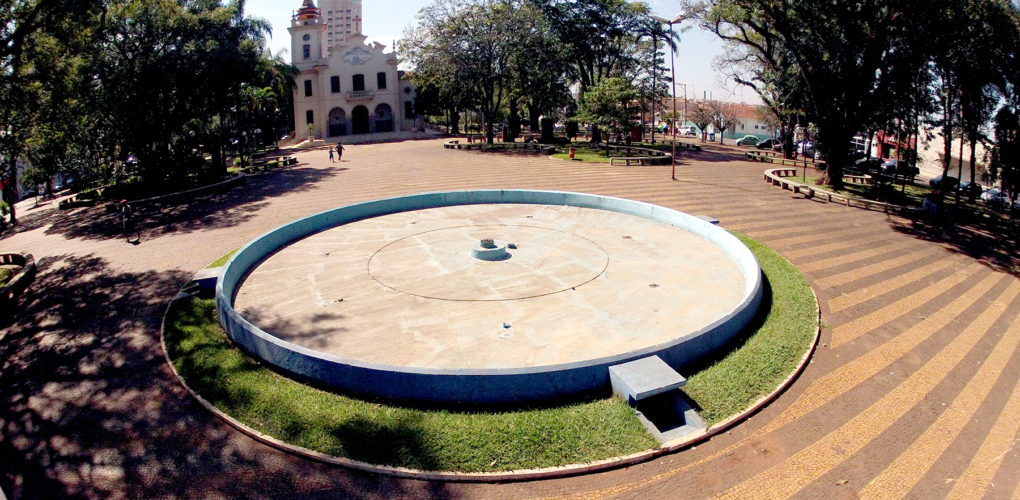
[
  {"xmin": 0, "ymin": 163, "xmax": 336, "ymax": 243},
  {"xmin": 888, "ymin": 212, "xmax": 1020, "ymax": 277},
  {"xmin": 0, "ymin": 253, "xmax": 454, "ymax": 499}
]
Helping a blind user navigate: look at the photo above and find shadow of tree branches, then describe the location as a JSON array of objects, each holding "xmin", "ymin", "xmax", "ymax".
[
  {"xmin": 888, "ymin": 211, "xmax": 1019, "ymax": 277},
  {"xmin": 0, "ymin": 163, "xmax": 336, "ymax": 243},
  {"xmin": 0, "ymin": 253, "xmax": 454, "ymax": 499}
]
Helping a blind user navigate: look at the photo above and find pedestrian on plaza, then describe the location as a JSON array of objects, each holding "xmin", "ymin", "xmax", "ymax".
[
  {"xmin": 336, "ymin": 143, "xmax": 345, "ymax": 162},
  {"xmin": 329, "ymin": 147, "xmax": 335, "ymax": 163},
  {"xmin": 120, "ymin": 199, "xmax": 140, "ymax": 244}
]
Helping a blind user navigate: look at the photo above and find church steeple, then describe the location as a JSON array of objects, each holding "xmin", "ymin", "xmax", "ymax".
[
  {"xmin": 289, "ymin": 0, "xmax": 324, "ymax": 65},
  {"xmin": 293, "ymin": 0, "xmax": 322, "ymax": 26}
]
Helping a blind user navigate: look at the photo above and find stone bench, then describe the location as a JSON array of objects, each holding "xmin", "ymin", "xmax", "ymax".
[
  {"xmin": 844, "ymin": 174, "xmax": 873, "ymax": 185},
  {"xmin": 610, "ymin": 157, "xmax": 656, "ymax": 166},
  {"xmin": 0, "ymin": 253, "xmax": 36, "ymax": 313}
]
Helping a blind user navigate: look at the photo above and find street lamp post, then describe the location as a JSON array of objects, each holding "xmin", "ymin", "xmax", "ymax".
[{"xmin": 653, "ymin": 14, "xmax": 685, "ymax": 181}]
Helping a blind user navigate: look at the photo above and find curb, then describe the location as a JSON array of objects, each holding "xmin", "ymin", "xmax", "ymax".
[{"xmin": 159, "ymin": 253, "xmax": 821, "ymax": 483}]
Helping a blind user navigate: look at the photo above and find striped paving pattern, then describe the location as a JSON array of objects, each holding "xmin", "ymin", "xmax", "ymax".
[{"xmin": 1, "ymin": 139, "xmax": 1016, "ymax": 498}]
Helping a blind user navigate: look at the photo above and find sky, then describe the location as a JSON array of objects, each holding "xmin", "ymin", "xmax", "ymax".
[{"xmin": 245, "ymin": 0, "xmax": 762, "ymax": 105}]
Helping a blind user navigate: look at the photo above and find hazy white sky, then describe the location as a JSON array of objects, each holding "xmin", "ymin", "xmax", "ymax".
[{"xmin": 245, "ymin": 0, "xmax": 761, "ymax": 105}]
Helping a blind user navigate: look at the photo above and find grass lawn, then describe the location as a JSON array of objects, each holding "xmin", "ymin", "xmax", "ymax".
[
  {"xmin": 804, "ymin": 175, "xmax": 933, "ymax": 207},
  {"xmin": 682, "ymin": 235, "xmax": 817, "ymax": 423},
  {"xmin": 0, "ymin": 267, "xmax": 12, "ymax": 287},
  {"xmin": 206, "ymin": 249, "xmax": 239, "ymax": 268},
  {"xmin": 163, "ymin": 235, "xmax": 815, "ymax": 472},
  {"xmin": 550, "ymin": 144, "xmax": 628, "ymax": 163}
]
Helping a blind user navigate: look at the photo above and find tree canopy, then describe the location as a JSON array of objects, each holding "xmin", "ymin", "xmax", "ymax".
[
  {"xmin": 0, "ymin": 0, "xmax": 293, "ymax": 224},
  {"xmin": 402, "ymin": 0, "xmax": 661, "ymax": 144},
  {"xmin": 690, "ymin": 0, "xmax": 1020, "ymax": 189}
]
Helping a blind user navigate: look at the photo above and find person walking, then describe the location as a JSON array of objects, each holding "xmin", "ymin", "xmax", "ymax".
[
  {"xmin": 120, "ymin": 199, "xmax": 140, "ymax": 244},
  {"xmin": 328, "ymin": 146, "xmax": 335, "ymax": 163},
  {"xmin": 336, "ymin": 143, "xmax": 345, "ymax": 162}
]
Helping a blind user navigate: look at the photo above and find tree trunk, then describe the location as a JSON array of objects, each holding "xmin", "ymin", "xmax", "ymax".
[
  {"xmin": 450, "ymin": 110, "xmax": 460, "ymax": 135},
  {"xmin": 818, "ymin": 125, "xmax": 852, "ymax": 190},
  {"xmin": 485, "ymin": 109, "xmax": 494, "ymax": 144},
  {"xmin": 590, "ymin": 125, "xmax": 601, "ymax": 144},
  {"xmin": 955, "ymin": 134, "xmax": 965, "ymax": 204},
  {"xmin": 508, "ymin": 103, "xmax": 521, "ymax": 142},
  {"xmin": 968, "ymin": 140, "xmax": 978, "ymax": 202},
  {"xmin": 528, "ymin": 104, "xmax": 540, "ymax": 132},
  {"xmin": 3, "ymin": 157, "xmax": 17, "ymax": 225},
  {"xmin": 942, "ymin": 79, "xmax": 953, "ymax": 178},
  {"xmin": 540, "ymin": 117, "xmax": 555, "ymax": 144}
]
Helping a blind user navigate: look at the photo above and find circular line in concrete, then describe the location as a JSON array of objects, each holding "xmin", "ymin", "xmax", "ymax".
[{"xmin": 366, "ymin": 224, "xmax": 610, "ymax": 301}]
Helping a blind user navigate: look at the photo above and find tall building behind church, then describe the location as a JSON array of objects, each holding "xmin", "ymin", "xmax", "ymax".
[{"xmin": 320, "ymin": 0, "xmax": 362, "ymax": 48}]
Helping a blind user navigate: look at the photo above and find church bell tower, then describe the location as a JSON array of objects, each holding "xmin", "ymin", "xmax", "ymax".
[{"xmin": 289, "ymin": 0, "xmax": 325, "ymax": 66}]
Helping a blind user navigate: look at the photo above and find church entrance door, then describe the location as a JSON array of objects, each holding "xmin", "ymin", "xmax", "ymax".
[
  {"xmin": 328, "ymin": 108, "xmax": 347, "ymax": 137},
  {"xmin": 352, "ymin": 106, "xmax": 370, "ymax": 134},
  {"xmin": 374, "ymin": 104, "xmax": 394, "ymax": 132}
]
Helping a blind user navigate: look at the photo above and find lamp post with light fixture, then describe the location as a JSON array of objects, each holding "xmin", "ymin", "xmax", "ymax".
[{"xmin": 652, "ymin": 14, "xmax": 685, "ymax": 180}]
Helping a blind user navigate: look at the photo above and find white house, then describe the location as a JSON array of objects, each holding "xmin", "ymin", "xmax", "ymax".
[{"xmin": 289, "ymin": 0, "xmax": 416, "ymax": 140}]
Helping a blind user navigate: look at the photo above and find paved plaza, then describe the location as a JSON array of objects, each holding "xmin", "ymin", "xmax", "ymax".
[{"xmin": 1, "ymin": 139, "xmax": 1018, "ymax": 498}]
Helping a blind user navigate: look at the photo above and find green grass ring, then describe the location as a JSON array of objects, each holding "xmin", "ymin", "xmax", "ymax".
[{"xmin": 162, "ymin": 233, "xmax": 816, "ymax": 473}]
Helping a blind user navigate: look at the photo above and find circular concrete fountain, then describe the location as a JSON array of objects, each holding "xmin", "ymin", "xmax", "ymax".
[{"xmin": 216, "ymin": 190, "xmax": 763, "ymax": 405}]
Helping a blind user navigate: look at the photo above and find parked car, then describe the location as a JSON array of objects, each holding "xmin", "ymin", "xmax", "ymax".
[
  {"xmin": 756, "ymin": 138, "xmax": 780, "ymax": 150},
  {"xmin": 958, "ymin": 180, "xmax": 984, "ymax": 198},
  {"xmin": 797, "ymin": 141, "xmax": 815, "ymax": 157},
  {"xmin": 981, "ymin": 188, "xmax": 1009, "ymax": 209},
  {"xmin": 853, "ymin": 157, "xmax": 884, "ymax": 175},
  {"xmin": 929, "ymin": 174, "xmax": 959, "ymax": 190},
  {"xmin": 678, "ymin": 126, "xmax": 697, "ymax": 136},
  {"xmin": 737, "ymin": 135, "xmax": 759, "ymax": 146},
  {"xmin": 881, "ymin": 159, "xmax": 919, "ymax": 179}
]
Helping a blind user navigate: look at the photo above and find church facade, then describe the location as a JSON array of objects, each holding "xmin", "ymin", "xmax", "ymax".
[{"xmin": 289, "ymin": 0, "xmax": 416, "ymax": 140}]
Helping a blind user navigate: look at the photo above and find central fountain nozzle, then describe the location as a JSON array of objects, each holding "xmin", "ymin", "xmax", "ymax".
[{"xmin": 472, "ymin": 238, "xmax": 510, "ymax": 261}]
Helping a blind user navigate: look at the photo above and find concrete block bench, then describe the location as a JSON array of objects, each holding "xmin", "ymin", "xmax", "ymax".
[
  {"xmin": 844, "ymin": 174, "xmax": 874, "ymax": 185},
  {"xmin": 609, "ymin": 356, "xmax": 687, "ymax": 405},
  {"xmin": 609, "ymin": 356, "xmax": 706, "ymax": 443}
]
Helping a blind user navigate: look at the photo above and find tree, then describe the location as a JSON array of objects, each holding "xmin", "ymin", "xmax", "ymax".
[
  {"xmin": 631, "ymin": 20, "xmax": 677, "ymax": 144},
  {"xmin": 505, "ymin": 8, "xmax": 569, "ymax": 135},
  {"xmin": 0, "ymin": 0, "xmax": 100, "ymax": 224},
  {"xmin": 575, "ymin": 77, "xmax": 639, "ymax": 153},
  {"xmin": 403, "ymin": 0, "xmax": 550, "ymax": 144},
  {"xmin": 694, "ymin": 0, "xmax": 932, "ymax": 189},
  {"xmin": 710, "ymin": 100, "xmax": 737, "ymax": 144},
  {"xmin": 532, "ymin": 0, "xmax": 651, "ymax": 142},
  {"xmin": 955, "ymin": 0, "xmax": 1018, "ymax": 200},
  {"xmin": 989, "ymin": 105, "xmax": 1019, "ymax": 218},
  {"xmin": 687, "ymin": 100, "xmax": 713, "ymax": 142}
]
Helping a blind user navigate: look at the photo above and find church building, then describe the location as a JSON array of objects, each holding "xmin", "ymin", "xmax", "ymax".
[{"xmin": 289, "ymin": 0, "xmax": 416, "ymax": 139}]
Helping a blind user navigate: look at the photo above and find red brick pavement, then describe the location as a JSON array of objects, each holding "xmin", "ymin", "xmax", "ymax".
[{"xmin": 1, "ymin": 139, "xmax": 1017, "ymax": 499}]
